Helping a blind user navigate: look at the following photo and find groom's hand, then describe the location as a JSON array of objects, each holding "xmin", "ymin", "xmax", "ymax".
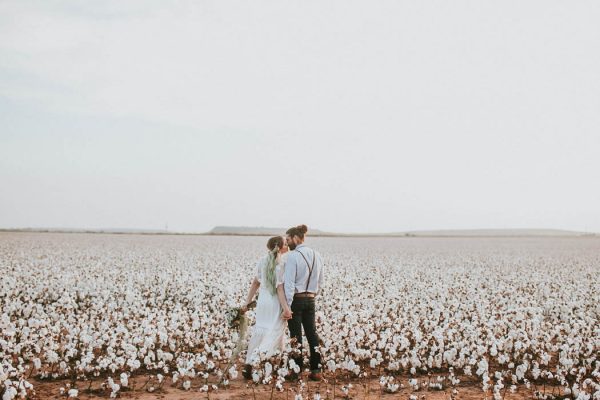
[{"xmin": 282, "ymin": 309, "xmax": 293, "ymax": 320}]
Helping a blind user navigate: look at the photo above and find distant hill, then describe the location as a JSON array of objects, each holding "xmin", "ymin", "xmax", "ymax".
[{"xmin": 208, "ymin": 226, "xmax": 330, "ymax": 236}]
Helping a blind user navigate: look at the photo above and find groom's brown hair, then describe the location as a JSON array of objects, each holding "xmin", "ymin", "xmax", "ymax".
[{"xmin": 286, "ymin": 224, "xmax": 308, "ymax": 239}]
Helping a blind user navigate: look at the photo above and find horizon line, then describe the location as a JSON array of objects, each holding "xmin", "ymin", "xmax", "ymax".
[{"xmin": 1, "ymin": 226, "xmax": 597, "ymax": 238}]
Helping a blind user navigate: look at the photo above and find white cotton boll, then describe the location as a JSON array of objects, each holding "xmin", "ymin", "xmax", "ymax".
[
  {"xmin": 228, "ymin": 365, "xmax": 238, "ymax": 379},
  {"xmin": 67, "ymin": 388, "xmax": 78, "ymax": 398},
  {"xmin": 326, "ymin": 360, "xmax": 336, "ymax": 372},
  {"xmin": 182, "ymin": 380, "xmax": 191, "ymax": 390},
  {"xmin": 409, "ymin": 378, "xmax": 418, "ymax": 390},
  {"xmin": 490, "ymin": 345, "xmax": 498, "ymax": 357},
  {"xmin": 2, "ymin": 387, "xmax": 17, "ymax": 400},
  {"xmin": 476, "ymin": 359, "xmax": 488, "ymax": 376},
  {"xmin": 264, "ymin": 362, "xmax": 273, "ymax": 376},
  {"xmin": 107, "ymin": 376, "xmax": 120, "ymax": 397},
  {"xmin": 120, "ymin": 372, "xmax": 128, "ymax": 387},
  {"xmin": 199, "ymin": 385, "xmax": 208, "ymax": 392},
  {"xmin": 387, "ymin": 383, "xmax": 400, "ymax": 392}
]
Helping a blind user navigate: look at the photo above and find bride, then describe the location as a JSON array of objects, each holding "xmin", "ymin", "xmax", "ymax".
[{"xmin": 241, "ymin": 236, "xmax": 293, "ymax": 379}]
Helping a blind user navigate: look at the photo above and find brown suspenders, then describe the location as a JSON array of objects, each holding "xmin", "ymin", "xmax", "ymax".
[{"xmin": 296, "ymin": 249, "xmax": 316, "ymax": 292}]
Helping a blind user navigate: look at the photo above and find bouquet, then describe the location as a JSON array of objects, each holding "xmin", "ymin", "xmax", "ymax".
[{"xmin": 226, "ymin": 300, "xmax": 256, "ymax": 330}]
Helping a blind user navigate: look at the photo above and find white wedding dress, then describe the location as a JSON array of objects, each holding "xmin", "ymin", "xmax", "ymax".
[{"xmin": 245, "ymin": 253, "xmax": 287, "ymax": 364}]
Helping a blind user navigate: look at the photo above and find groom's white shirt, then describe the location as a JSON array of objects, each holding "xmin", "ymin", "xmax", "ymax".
[{"xmin": 283, "ymin": 244, "xmax": 324, "ymax": 307}]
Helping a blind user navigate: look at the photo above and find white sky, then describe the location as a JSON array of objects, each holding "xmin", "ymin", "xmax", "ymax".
[{"xmin": 1, "ymin": 1, "xmax": 599, "ymax": 233}]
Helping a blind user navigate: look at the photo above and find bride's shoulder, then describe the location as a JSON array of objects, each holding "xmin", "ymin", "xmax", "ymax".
[{"xmin": 257, "ymin": 254, "xmax": 269, "ymax": 266}]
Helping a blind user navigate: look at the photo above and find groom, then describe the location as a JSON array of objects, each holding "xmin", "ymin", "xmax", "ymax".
[{"xmin": 283, "ymin": 224, "xmax": 324, "ymax": 381}]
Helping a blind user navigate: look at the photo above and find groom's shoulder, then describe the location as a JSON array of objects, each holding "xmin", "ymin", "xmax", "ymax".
[
  {"xmin": 303, "ymin": 246, "xmax": 323, "ymax": 261},
  {"xmin": 287, "ymin": 248, "xmax": 305, "ymax": 261}
]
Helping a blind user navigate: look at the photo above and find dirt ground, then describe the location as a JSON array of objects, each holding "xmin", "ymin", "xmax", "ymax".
[{"xmin": 31, "ymin": 372, "xmax": 553, "ymax": 400}]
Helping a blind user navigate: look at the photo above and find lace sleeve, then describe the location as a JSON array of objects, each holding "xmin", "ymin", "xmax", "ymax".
[
  {"xmin": 256, "ymin": 257, "xmax": 264, "ymax": 283},
  {"xmin": 275, "ymin": 263, "xmax": 285, "ymax": 287}
]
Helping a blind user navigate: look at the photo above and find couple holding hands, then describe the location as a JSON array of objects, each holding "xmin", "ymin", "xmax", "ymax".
[{"xmin": 241, "ymin": 224, "xmax": 324, "ymax": 381}]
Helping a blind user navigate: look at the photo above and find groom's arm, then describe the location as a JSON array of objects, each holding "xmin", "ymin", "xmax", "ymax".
[{"xmin": 283, "ymin": 254, "xmax": 296, "ymax": 307}]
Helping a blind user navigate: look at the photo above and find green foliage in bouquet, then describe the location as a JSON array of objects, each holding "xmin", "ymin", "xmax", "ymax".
[{"xmin": 226, "ymin": 300, "xmax": 257, "ymax": 330}]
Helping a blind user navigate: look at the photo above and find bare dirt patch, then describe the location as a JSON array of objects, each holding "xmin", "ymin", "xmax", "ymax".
[{"xmin": 30, "ymin": 373, "xmax": 547, "ymax": 399}]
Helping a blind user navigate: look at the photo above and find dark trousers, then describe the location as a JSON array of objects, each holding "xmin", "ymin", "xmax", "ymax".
[{"xmin": 287, "ymin": 297, "xmax": 322, "ymax": 373}]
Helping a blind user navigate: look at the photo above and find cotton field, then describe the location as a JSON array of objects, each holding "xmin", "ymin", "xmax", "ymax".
[{"xmin": 1, "ymin": 232, "xmax": 599, "ymax": 400}]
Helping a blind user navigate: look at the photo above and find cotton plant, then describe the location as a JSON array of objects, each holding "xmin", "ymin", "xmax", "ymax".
[
  {"xmin": 106, "ymin": 377, "xmax": 120, "ymax": 398},
  {"xmin": 379, "ymin": 375, "xmax": 402, "ymax": 393}
]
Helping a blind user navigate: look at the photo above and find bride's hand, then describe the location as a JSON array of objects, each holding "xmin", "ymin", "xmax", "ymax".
[
  {"xmin": 241, "ymin": 304, "xmax": 248, "ymax": 313},
  {"xmin": 282, "ymin": 309, "xmax": 293, "ymax": 320}
]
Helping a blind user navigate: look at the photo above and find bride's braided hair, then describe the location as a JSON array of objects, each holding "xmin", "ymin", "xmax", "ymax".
[{"xmin": 265, "ymin": 236, "xmax": 284, "ymax": 295}]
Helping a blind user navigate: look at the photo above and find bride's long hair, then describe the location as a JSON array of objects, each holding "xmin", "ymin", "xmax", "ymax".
[{"xmin": 265, "ymin": 236, "xmax": 284, "ymax": 295}]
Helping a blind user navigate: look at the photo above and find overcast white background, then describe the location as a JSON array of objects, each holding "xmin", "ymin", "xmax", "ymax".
[{"xmin": 1, "ymin": 1, "xmax": 599, "ymax": 233}]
